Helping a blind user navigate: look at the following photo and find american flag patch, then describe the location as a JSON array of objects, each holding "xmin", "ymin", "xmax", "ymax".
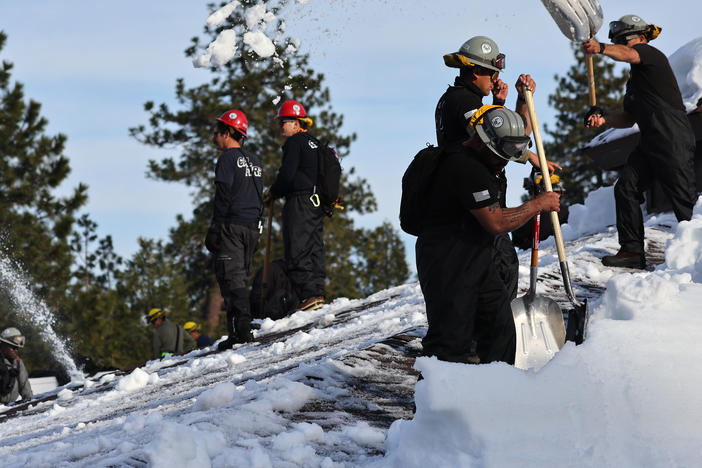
[{"xmin": 473, "ymin": 190, "xmax": 490, "ymax": 202}]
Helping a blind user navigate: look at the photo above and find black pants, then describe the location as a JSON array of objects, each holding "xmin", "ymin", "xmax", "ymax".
[
  {"xmin": 282, "ymin": 195, "xmax": 326, "ymax": 300},
  {"xmin": 493, "ymin": 233, "xmax": 519, "ymax": 301},
  {"xmin": 615, "ymin": 145, "xmax": 696, "ymax": 254},
  {"xmin": 416, "ymin": 226, "xmax": 516, "ymax": 364},
  {"xmin": 214, "ymin": 223, "xmax": 260, "ymax": 336}
]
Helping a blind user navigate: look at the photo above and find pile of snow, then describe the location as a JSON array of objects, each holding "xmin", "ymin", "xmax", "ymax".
[
  {"xmin": 115, "ymin": 367, "xmax": 159, "ymax": 392},
  {"xmin": 559, "ymin": 185, "xmax": 616, "ymax": 241},
  {"xmin": 193, "ymin": 0, "xmax": 306, "ymax": 68},
  {"xmin": 586, "ymin": 36, "xmax": 702, "ymax": 148},
  {"xmin": 381, "ymin": 195, "xmax": 702, "ymax": 467},
  {"xmin": 670, "ymin": 36, "xmax": 702, "ymax": 112}
]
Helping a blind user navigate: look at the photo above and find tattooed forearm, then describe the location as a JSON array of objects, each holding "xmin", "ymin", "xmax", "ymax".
[
  {"xmin": 472, "ymin": 200, "xmax": 543, "ymax": 235},
  {"xmin": 503, "ymin": 204, "xmax": 530, "ymax": 223}
]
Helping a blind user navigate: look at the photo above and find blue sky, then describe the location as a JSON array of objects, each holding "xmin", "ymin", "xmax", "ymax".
[{"xmin": 1, "ymin": 0, "xmax": 700, "ymax": 267}]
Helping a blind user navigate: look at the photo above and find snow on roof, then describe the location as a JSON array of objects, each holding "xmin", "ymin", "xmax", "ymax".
[{"xmin": 585, "ymin": 36, "xmax": 702, "ymax": 148}]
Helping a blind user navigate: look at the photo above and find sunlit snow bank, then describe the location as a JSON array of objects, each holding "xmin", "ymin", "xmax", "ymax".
[
  {"xmin": 586, "ymin": 36, "xmax": 702, "ymax": 147},
  {"xmin": 381, "ymin": 197, "xmax": 702, "ymax": 467},
  {"xmin": 560, "ymin": 185, "xmax": 616, "ymax": 241}
]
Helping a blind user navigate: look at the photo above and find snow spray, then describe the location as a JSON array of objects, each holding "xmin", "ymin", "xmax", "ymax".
[{"xmin": 0, "ymin": 254, "xmax": 81, "ymax": 380}]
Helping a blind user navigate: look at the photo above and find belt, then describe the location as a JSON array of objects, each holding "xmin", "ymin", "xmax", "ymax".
[
  {"xmin": 220, "ymin": 219, "xmax": 260, "ymax": 230},
  {"xmin": 285, "ymin": 190, "xmax": 314, "ymax": 200}
]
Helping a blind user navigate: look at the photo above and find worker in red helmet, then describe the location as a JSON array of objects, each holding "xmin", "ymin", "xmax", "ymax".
[
  {"xmin": 263, "ymin": 100, "xmax": 326, "ymax": 312},
  {"xmin": 206, "ymin": 109, "xmax": 265, "ymax": 350}
]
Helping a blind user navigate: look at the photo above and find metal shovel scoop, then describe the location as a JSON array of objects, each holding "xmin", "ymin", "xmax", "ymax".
[
  {"xmin": 540, "ymin": 0, "xmax": 604, "ymax": 106},
  {"xmin": 511, "ymin": 212, "xmax": 566, "ymax": 371}
]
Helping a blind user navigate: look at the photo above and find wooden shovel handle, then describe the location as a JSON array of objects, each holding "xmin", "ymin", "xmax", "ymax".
[
  {"xmin": 523, "ymin": 89, "xmax": 567, "ymax": 264},
  {"xmin": 262, "ymin": 200, "xmax": 274, "ymax": 286},
  {"xmin": 586, "ymin": 54, "xmax": 597, "ymax": 107}
]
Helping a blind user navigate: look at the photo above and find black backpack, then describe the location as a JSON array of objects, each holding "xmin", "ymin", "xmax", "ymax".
[
  {"xmin": 250, "ymin": 259, "xmax": 299, "ymax": 320},
  {"xmin": 400, "ymin": 145, "xmax": 446, "ymax": 236},
  {"xmin": 309, "ymin": 136, "xmax": 342, "ymax": 217}
]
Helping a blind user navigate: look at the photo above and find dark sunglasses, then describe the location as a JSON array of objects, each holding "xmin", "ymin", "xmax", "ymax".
[
  {"xmin": 278, "ymin": 118, "xmax": 296, "ymax": 127},
  {"xmin": 475, "ymin": 66, "xmax": 499, "ymax": 80},
  {"xmin": 612, "ymin": 34, "xmax": 639, "ymax": 45}
]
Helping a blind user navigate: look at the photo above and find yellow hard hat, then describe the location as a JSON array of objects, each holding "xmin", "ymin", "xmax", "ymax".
[
  {"xmin": 183, "ymin": 321, "xmax": 200, "ymax": 333},
  {"xmin": 147, "ymin": 308, "xmax": 167, "ymax": 323},
  {"xmin": 535, "ymin": 174, "xmax": 561, "ymax": 185}
]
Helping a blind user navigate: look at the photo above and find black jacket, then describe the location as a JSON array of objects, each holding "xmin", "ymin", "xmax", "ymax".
[
  {"xmin": 270, "ymin": 132, "xmax": 319, "ymax": 197},
  {"xmin": 435, "ymin": 75, "xmax": 505, "ymax": 148},
  {"xmin": 213, "ymin": 147, "xmax": 264, "ymax": 224}
]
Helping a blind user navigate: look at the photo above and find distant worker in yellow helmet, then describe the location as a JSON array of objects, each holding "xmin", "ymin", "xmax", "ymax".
[
  {"xmin": 146, "ymin": 308, "xmax": 195, "ymax": 360},
  {"xmin": 183, "ymin": 321, "xmax": 215, "ymax": 349}
]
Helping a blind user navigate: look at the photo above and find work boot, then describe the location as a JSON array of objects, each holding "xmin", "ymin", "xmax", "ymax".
[
  {"xmin": 601, "ymin": 250, "xmax": 646, "ymax": 269},
  {"xmin": 216, "ymin": 328, "xmax": 253, "ymax": 351},
  {"xmin": 297, "ymin": 296, "xmax": 325, "ymax": 311},
  {"xmin": 217, "ymin": 336, "xmax": 236, "ymax": 351},
  {"xmin": 235, "ymin": 328, "xmax": 254, "ymax": 343}
]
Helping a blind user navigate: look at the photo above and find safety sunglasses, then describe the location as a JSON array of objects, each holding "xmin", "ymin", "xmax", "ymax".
[
  {"xmin": 476, "ymin": 66, "xmax": 500, "ymax": 80},
  {"xmin": 608, "ymin": 21, "xmax": 632, "ymax": 39},
  {"xmin": 612, "ymin": 34, "xmax": 640, "ymax": 45},
  {"xmin": 498, "ymin": 136, "xmax": 532, "ymax": 163},
  {"xmin": 278, "ymin": 118, "xmax": 296, "ymax": 127}
]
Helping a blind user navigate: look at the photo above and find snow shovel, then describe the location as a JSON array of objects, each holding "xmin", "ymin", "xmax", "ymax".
[
  {"xmin": 540, "ymin": 0, "xmax": 604, "ymax": 106},
  {"xmin": 523, "ymin": 88, "xmax": 589, "ymax": 345},
  {"xmin": 511, "ymin": 211, "xmax": 566, "ymax": 371}
]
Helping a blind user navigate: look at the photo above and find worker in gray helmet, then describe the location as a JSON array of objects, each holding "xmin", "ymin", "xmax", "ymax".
[
  {"xmin": 583, "ymin": 15, "xmax": 696, "ymax": 269},
  {"xmin": 0, "ymin": 327, "xmax": 33, "ymax": 404},
  {"xmin": 436, "ymin": 35, "xmax": 561, "ymax": 301},
  {"xmin": 417, "ymin": 105, "xmax": 561, "ymax": 365}
]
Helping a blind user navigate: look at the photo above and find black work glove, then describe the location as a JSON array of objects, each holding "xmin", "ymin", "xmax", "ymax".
[
  {"xmin": 583, "ymin": 106, "xmax": 604, "ymax": 127},
  {"xmin": 204, "ymin": 223, "xmax": 221, "ymax": 253}
]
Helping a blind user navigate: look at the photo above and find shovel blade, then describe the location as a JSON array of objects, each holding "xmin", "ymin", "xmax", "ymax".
[
  {"xmin": 541, "ymin": 0, "xmax": 604, "ymax": 42},
  {"xmin": 511, "ymin": 294, "xmax": 566, "ymax": 370}
]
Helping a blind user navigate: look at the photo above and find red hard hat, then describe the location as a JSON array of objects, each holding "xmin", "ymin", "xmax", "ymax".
[
  {"xmin": 217, "ymin": 109, "xmax": 248, "ymax": 138},
  {"xmin": 277, "ymin": 100, "xmax": 307, "ymax": 119}
]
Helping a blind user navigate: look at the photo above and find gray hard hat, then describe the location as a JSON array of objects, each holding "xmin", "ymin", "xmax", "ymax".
[
  {"xmin": 0, "ymin": 327, "xmax": 25, "ymax": 348},
  {"xmin": 465, "ymin": 105, "xmax": 531, "ymax": 163},
  {"xmin": 443, "ymin": 36, "xmax": 505, "ymax": 72},
  {"xmin": 609, "ymin": 14, "xmax": 648, "ymax": 42}
]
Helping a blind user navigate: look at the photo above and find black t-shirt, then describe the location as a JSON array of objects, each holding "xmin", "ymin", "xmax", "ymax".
[
  {"xmin": 625, "ymin": 43, "xmax": 685, "ymax": 113},
  {"xmin": 422, "ymin": 146, "xmax": 500, "ymax": 243},
  {"xmin": 270, "ymin": 132, "xmax": 318, "ymax": 196},
  {"xmin": 435, "ymin": 75, "xmax": 505, "ymax": 148},
  {"xmin": 213, "ymin": 147, "xmax": 263, "ymax": 223}
]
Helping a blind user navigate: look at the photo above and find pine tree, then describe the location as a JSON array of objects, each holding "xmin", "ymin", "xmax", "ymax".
[
  {"xmin": 0, "ymin": 31, "xmax": 88, "ymax": 304},
  {"xmin": 354, "ymin": 221, "xmax": 410, "ymax": 297},
  {"xmin": 543, "ymin": 46, "xmax": 630, "ymax": 205},
  {"xmin": 0, "ymin": 31, "xmax": 90, "ymax": 373},
  {"xmin": 130, "ymin": 1, "xmax": 407, "ymax": 330}
]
